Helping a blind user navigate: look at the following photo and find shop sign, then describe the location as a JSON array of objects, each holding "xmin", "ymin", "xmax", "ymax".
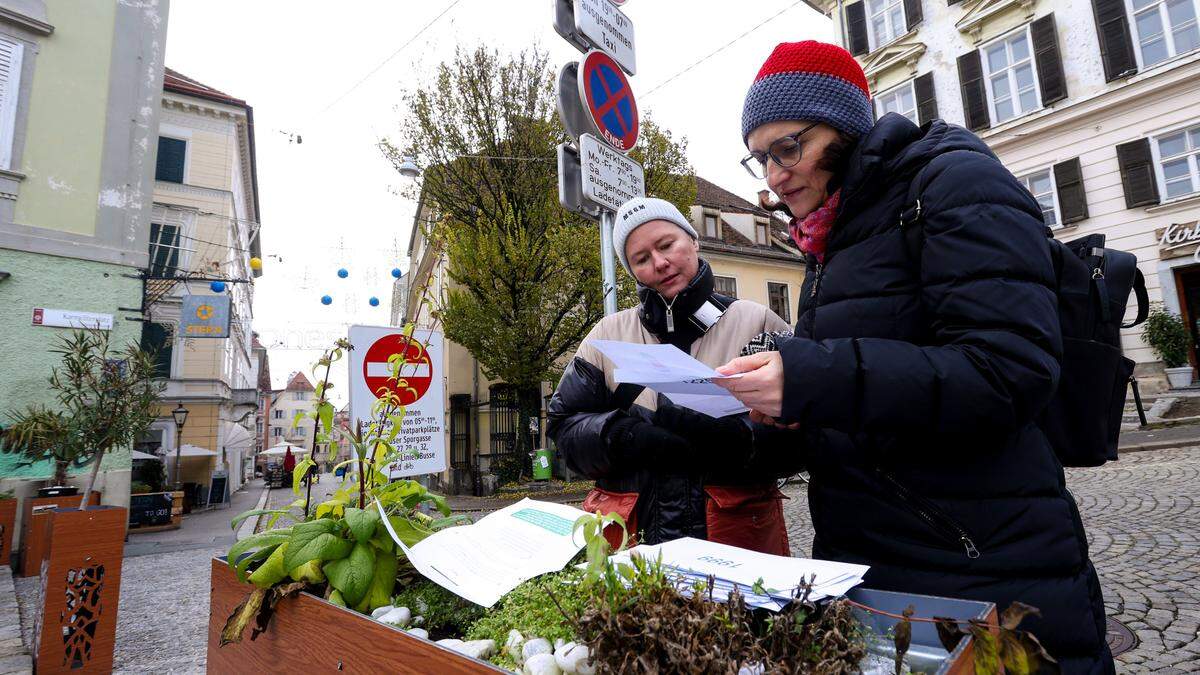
[
  {"xmin": 180, "ymin": 295, "xmax": 231, "ymax": 338},
  {"xmin": 1158, "ymin": 221, "xmax": 1200, "ymax": 261}
]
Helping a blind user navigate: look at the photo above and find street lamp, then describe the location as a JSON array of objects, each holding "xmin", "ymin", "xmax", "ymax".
[{"xmin": 172, "ymin": 402, "xmax": 189, "ymax": 490}]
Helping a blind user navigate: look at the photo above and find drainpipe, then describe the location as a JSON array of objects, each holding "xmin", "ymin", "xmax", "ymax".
[{"xmin": 836, "ymin": 0, "xmax": 847, "ymax": 49}]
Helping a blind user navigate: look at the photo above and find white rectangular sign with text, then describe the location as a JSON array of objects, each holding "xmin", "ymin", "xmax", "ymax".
[{"xmin": 580, "ymin": 133, "xmax": 644, "ymax": 212}]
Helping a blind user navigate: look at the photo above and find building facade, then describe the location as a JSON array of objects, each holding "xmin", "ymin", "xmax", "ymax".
[
  {"xmin": 807, "ymin": 0, "xmax": 1200, "ymax": 388},
  {"xmin": 136, "ymin": 68, "xmax": 263, "ymax": 497},
  {"xmin": 398, "ymin": 176, "xmax": 805, "ymax": 494},
  {"xmin": 268, "ymin": 372, "xmax": 331, "ymax": 467},
  {"xmin": 0, "ymin": 0, "xmax": 169, "ymax": 510}
]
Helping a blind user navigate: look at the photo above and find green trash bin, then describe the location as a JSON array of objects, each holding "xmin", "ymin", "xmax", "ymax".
[{"xmin": 533, "ymin": 448, "xmax": 553, "ymax": 481}]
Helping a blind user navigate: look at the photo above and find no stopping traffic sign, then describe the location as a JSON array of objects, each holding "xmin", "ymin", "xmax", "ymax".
[{"xmin": 579, "ymin": 49, "xmax": 639, "ymax": 152}]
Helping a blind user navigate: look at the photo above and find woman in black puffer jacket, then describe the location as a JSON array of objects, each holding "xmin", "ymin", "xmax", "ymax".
[{"xmin": 715, "ymin": 41, "xmax": 1114, "ymax": 673}]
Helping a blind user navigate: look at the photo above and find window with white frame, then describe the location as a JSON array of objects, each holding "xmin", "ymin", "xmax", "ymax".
[
  {"xmin": 866, "ymin": 0, "xmax": 906, "ymax": 50},
  {"xmin": 754, "ymin": 219, "xmax": 770, "ymax": 245},
  {"xmin": 294, "ymin": 391, "xmax": 306, "ymax": 401},
  {"xmin": 1017, "ymin": 169, "xmax": 1061, "ymax": 228},
  {"xmin": 768, "ymin": 282, "xmax": 792, "ymax": 324},
  {"xmin": 148, "ymin": 206, "xmax": 193, "ymax": 277},
  {"xmin": 714, "ymin": 275, "xmax": 738, "ymax": 298},
  {"xmin": 0, "ymin": 36, "xmax": 25, "ymax": 170},
  {"xmin": 295, "ymin": 427, "xmax": 307, "ymax": 437},
  {"xmin": 876, "ymin": 80, "xmax": 918, "ymax": 123},
  {"xmin": 273, "ymin": 409, "xmax": 283, "ymax": 419},
  {"xmin": 1155, "ymin": 123, "xmax": 1200, "ymax": 199},
  {"xmin": 273, "ymin": 427, "xmax": 282, "ymax": 438},
  {"xmin": 1128, "ymin": 0, "xmax": 1200, "ymax": 68},
  {"xmin": 982, "ymin": 28, "xmax": 1040, "ymax": 124}
]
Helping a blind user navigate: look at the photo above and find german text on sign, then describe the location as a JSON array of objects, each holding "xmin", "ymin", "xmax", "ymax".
[{"xmin": 580, "ymin": 133, "xmax": 645, "ymax": 212}]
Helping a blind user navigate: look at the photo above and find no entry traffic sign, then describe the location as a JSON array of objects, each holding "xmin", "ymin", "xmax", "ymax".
[
  {"xmin": 348, "ymin": 325, "xmax": 446, "ymax": 478},
  {"xmin": 579, "ymin": 49, "xmax": 639, "ymax": 152},
  {"xmin": 362, "ymin": 333, "xmax": 433, "ymax": 405}
]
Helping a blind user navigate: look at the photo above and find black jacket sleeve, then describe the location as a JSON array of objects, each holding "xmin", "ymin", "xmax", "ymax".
[
  {"xmin": 547, "ymin": 356, "xmax": 638, "ymax": 479},
  {"xmin": 779, "ymin": 150, "xmax": 1061, "ymax": 434}
]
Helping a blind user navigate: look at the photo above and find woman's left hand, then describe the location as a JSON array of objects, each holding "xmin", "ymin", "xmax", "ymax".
[{"xmin": 712, "ymin": 352, "xmax": 786, "ymax": 419}]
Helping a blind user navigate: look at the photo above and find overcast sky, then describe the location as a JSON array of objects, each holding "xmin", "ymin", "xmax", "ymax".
[{"xmin": 163, "ymin": 0, "xmax": 833, "ymax": 404}]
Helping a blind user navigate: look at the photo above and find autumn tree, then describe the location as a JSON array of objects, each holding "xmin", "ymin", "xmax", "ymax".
[{"xmin": 381, "ymin": 46, "xmax": 693, "ymax": 478}]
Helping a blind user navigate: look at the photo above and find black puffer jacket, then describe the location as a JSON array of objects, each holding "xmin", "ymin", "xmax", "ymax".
[
  {"xmin": 548, "ymin": 261, "xmax": 799, "ymax": 547},
  {"xmin": 777, "ymin": 113, "xmax": 1112, "ymax": 673}
]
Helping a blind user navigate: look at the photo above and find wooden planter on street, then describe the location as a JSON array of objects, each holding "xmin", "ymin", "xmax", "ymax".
[
  {"xmin": 18, "ymin": 491, "xmax": 101, "ymax": 577},
  {"xmin": 0, "ymin": 498, "xmax": 15, "ymax": 567},
  {"xmin": 208, "ymin": 556, "xmax": 996, "ymax": 674},
  {"xmin": 33, "ymin": 506, "xmax": 127, "ymax": 675}
]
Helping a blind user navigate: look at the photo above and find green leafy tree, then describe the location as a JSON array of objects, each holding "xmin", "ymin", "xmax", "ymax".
[
  {"xmin": 380, "ymin": 46, "xmax": 694, "ymax": 473},
  {"xmin": 0, "ymin": 329, "xmax": 161, "ymax": 508},
  {"xmin": 1144, "ymin": 305, "xmax": 1192, "ymax": 368}
]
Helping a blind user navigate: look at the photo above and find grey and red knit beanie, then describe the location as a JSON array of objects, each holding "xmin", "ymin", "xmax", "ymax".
[{"xmin": 741, "ymin": 41, "xmax": 873, "ymax": 143}]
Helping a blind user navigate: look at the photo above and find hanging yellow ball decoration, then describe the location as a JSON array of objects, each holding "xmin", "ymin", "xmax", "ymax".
[{"xmin": 249, "ymin": 257, "xmax": 263, "ymax": 271}]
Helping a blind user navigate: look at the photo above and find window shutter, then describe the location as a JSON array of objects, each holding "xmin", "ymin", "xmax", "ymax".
[
  {"xmin": 0, "ymin": 36, "xmax": 25, "ymax": 170},
  {"xmin": 904, "ymin": 0, "xmax": 923, "ymax": 31},
  {"xmin": 1031, "ymin": 14, "xmax": 1068, "ymax": 106},
  {"xmin": 156, "ymin": 136, "xmax": 186, "ymax": 183},
  {"xmin": 846, "ymin": 2, "xmax": 870, "ymax": 56},
  {"xmin": 1053, "ymin": 158, "xmax": 1089, "ymax": 225},
  {"xmin": 914, "ymin": 72, "xmax": 938, "ymax": 125},
  {"xmin": 1091, "ymin": 0, "xmax": 1137, "ymax": 81},
  {"xmin": 1116, "ymin": 139, "xmax": 1161, "ymax": 208},
  {"xmin": 957, "ymin": 50, "xmax": 989, "ymax": 131}
]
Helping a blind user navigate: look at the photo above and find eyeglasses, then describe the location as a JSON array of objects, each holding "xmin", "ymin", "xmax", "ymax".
[{"xmin": 740, "ymin": 122, "xmax": 821, "ymax": 180}]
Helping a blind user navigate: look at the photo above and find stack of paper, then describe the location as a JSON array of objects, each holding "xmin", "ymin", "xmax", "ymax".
[
  {"xmin": 607, "ymin": 537, "xmax": 869, "ymax": 611},
  {"xmin": 589, "ymin": 340, "xmax": 748, "ymax": 418},
  {"xmin": 378, "ymin": 498, "xmax": 590, "ymax": 607}
]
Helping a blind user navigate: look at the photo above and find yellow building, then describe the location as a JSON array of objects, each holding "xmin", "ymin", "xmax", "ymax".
[
  {"xmin": 136, "ymin": 69, "xmax": 263, "ymax": 503},
  {"xmin": 397, "ymin": 176, "xmax": 805, "ymax": 495}
]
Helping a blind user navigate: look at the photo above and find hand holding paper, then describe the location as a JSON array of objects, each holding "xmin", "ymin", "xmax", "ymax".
[{"xmin": 588, "ymin": 340, "xmax": 748, "ymax": 417}]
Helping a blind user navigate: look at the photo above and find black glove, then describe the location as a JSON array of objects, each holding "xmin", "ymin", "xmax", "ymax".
[
  {"xmin": 653, "ymin": 396, "xmax": 753, "ymax": 464},
  {"xmin": 603, "ymin": 414, "xmax": 692, "ymax": 471}
]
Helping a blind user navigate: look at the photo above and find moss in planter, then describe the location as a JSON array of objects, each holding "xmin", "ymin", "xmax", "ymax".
[
  {"xmin": 391, "ymin": 581, "xmax": 485, "ymax": 640},
  {"xmin": 465, "ymin": 568, "xmax": 590, "ymax": 647}
]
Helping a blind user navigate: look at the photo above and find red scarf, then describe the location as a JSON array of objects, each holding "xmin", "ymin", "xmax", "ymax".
[{"xmin": 788, "ymin": 189, "xmax": 840, "ymax": 264}]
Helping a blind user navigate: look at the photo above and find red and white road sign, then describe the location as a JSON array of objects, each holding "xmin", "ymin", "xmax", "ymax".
[
  {"xmin": 579, "ymin": 49, "xmax": 639, "ymax": 152},
  {"xmin": 362, "ymin": 333, "xmax": 433, "ymax": 405},
  {"xmin": 349, "ymin": 325, "xmax": 446, "ymax": 478}
]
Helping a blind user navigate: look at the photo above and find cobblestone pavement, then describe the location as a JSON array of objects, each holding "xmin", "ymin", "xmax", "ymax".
[{"xmin": 782, "ymin": 446, "xmax": 1200, "ymax": 673}]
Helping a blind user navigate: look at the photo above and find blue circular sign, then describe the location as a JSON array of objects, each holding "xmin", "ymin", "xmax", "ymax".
[{"xmin": 580, "ymin": 50, "xmax": 639, "ymax": 152}]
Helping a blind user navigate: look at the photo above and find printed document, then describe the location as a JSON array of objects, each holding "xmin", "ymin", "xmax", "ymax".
[
  {"xmin": 377, "ymin": 498, "xmax": 589, "ymax": 607},
  {"xmin": 588, "ymin": 340, "xmax": 748, "ymax": 417}
]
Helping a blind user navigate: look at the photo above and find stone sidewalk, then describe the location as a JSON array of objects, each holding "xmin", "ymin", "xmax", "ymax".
[{"xmin": 0, "ymin": 567, "xmax": 30, "ymax": 675}]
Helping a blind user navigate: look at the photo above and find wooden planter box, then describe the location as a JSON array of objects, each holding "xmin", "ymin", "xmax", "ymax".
[
  {"xmin": 0, "ymin": 498, "xmax": 15, "ymax": 567},
  {"xmin": 18, "ymin": 491, "xmax": 101, "ymax": 577},
  {"xmin": 208, "ymin": 558, "xmax": 996, "ymax": 674},
  {"xmin": 207, "ymin": 558, "xmax": 503, "ymax": 673},
  {"xmin": 33, "ymin": 506, "xmax": 127, "ymax": 675}
]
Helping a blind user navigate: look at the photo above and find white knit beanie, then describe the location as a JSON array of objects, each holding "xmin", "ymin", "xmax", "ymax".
[{"xmin": 613, "ymin": 197, "xmax": 698, "ymax": 273}]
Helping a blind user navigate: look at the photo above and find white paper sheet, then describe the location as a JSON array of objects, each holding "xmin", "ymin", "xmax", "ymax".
[
  {"xmin": 607, "ymin": 537, "xmax": 869, "ymax": 609},
  {"xmin": 377, "ymin": 498, "xmax": 589, "ymax": 607},
  {"xmin": 590, "ymin": 340, "xmax": 748, "ymax": 417}
]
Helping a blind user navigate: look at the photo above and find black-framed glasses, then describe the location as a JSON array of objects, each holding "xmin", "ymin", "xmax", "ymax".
[{"xmin": 740, "ymin": 122, "xmax": 821, "ymax": 179}]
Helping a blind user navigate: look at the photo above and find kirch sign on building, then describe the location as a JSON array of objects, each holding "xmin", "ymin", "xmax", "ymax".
[{"xmin": 1157, "ymin": 222, "xmax": 1200, "ymax": 261}]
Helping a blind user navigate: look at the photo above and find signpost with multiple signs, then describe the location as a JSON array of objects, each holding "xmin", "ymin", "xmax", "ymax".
[
  {"xmin": 348, "ymin": 325, "xmax": 447, "ymax": 478},
  {"xmin": 555, "ymin": 0, "xmax": 642, "ymax": 316}
]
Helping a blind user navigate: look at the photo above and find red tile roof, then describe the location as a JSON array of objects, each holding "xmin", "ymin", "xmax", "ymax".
[
  {"xmin": 285, "ymin": 371, "xmax": 315, "ymax": 392},
  {"xmin": 693, "ymin": 176, "xmax": 800, "ymax": 262},
  {"xmin": 163, "ymin": 67, "xmax": 247, "ymax": 107}
]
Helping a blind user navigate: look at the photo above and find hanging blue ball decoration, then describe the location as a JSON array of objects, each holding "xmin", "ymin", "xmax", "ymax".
[
  {"xmin": 369, "ymin": 297, "xmax": 380, "ymax": 307},
  {"xmin": 320, "ymin": 295, "xmax": 333, "ymax": 305},
  {"xmin": 337, "ymin": 268, "xmax": 349, "ymax": 278},
  {"xmin": 391, "ymin": 268, "xmax": 403, "ymax": 278},
  {"xmin": 210, "ymin": 281, "xmax": 226, "ymax": 293}
]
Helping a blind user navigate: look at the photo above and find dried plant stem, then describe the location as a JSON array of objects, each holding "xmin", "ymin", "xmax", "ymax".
[{"xmin": 302, "ymin": 356, "xmax": 335, "ymax": 517}]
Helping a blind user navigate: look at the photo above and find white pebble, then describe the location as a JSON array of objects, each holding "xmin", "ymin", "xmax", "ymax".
[
  {"xmin": 379, "ymin": 606, "xmax": 412, "ymax": 628},
  {"xmin": 505, "ymin": 629, "xmax": 525, "ymax": 664},
  {"xmin": 523, "ymin": 653, "xmax": 562, "ymax": 675},
  {"xmin": 554, "ymin": 642, "xmax": 593, "ymax": 675},
  {"xmin": 436, "ymin": 638, "xmax": 465, "ymax": 650},
  {"xmin": 738, "ymin": 664, "xmax": 765, "ymax": 675},
  {"xmin": 370, "ymin": 605, "xmax": 395, "ymax": 619},
  {"xmin": 406, "ymin": 628, "xmax": 429, "ymax": 640},
  {"xmin": 411, "ymin": 615, "xmax": 424, "ymax": 626},
  {"xmin": 522, "ymin": 638, "xmax": 553, "ymax": 662},
  {"xmin": 461, "ymin": 639, "xmax": 498, "ymax": 660}
]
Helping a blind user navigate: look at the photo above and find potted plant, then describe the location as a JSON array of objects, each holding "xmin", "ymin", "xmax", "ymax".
[
  {"xmin": 0, "ymin": 329, "xmax": 161, "ymax": 506},
  {"xmin": 1144, "ymin": 306, "xmax": 1194, "ymax": 388}
]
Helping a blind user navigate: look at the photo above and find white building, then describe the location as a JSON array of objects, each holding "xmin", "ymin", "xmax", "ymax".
[{"xmin": 807, "ymin": 0, "xmax": 1200, "ymax": 388}]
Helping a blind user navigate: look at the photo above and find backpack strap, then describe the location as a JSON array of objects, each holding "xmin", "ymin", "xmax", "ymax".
[{"xmin": 1123, "ymin": 268, "xmax": 1149, "ymax": 328}]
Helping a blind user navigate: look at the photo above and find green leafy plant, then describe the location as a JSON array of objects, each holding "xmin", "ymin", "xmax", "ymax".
[
  {"xmin": 221, "ymin": 331, "xmax": 466, "ymax": 645},
  {"xmin": 1145, "ymin": 305, "xmax": 1192, "ymax": 368},
  {"xmin": 392, "ymin": 581, "xmax": 485, "ymax": 640},
  {"xmin": 0, "ymin": 329, "xmax": 161, "ymax": 508},
  {"xmin": 130, "ymin": 482, "xmax": 152, "ymax": 494}
]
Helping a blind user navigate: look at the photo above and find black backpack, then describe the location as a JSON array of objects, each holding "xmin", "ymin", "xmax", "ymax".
[
  {"xmin": 900, "ymin": 187, "xmax": 1149, "ymax": 468},
  {"xmin": 1038, "ymin": 233, "xmax": 1148, "ymax": 466}
]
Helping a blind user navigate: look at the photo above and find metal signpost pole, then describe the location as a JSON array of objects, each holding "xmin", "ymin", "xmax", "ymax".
[{"xmin": 599, "ymin": 209, "xmax": 618, "ymax": 314}]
